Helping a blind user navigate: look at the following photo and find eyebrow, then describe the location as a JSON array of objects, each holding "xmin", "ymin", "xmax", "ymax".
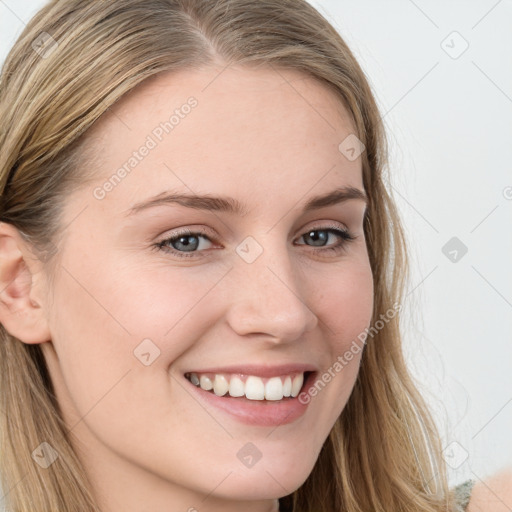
[{"xmin": 125, "ymin": 186, "xmax": 368, "ymax": 217}]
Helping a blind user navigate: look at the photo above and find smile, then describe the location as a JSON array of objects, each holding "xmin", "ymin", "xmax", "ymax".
[{"xmin": 184, "ymin": 371, "xmax": 310, "ymax": 401}]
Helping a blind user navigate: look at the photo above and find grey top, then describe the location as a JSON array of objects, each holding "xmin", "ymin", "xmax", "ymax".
[{"xmin": 452, "ymin": 479, "xmax": 475, "ymax": 511}]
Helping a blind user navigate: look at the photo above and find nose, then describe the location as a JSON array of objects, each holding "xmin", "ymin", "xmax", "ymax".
[{"xmin": 224, "ymin": 241, "xmax": 318, "ymax": 342}]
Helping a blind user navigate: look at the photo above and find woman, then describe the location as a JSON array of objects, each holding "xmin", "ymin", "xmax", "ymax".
[{"xmin": 0, "ymin": 1, "xmax": 508, "ymax": 511}]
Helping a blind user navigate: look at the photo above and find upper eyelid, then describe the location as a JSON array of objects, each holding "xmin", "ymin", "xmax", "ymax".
[
  {"xmin": 159, "ymin": 221, "xmax": 350, "ymax": 239},
  {"xmin": 158, "ymin": 222, "xmax": 351, "ymax": 247}
]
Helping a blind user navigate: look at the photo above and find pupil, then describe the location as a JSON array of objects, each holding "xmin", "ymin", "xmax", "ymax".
[
  {"xmin": 175, "ymin": 235, "xmax": 198, "ymax": 252},
  {"xmin": 307, "ymin": 230, "xmax": 327, "ymax": 246}
]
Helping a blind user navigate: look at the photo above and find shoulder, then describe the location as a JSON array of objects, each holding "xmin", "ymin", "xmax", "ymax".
[{"xmin": 466, "ymin": 468, "xmax": 512, "ymax": 512}]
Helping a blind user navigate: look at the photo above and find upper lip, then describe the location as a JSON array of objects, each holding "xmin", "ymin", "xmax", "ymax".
[{"xmin": 184, "ymin": 363, "xmax": 318, "ymax": 378}]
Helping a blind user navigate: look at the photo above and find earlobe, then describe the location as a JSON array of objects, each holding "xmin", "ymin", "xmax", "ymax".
[{"xmin": 0, "ymin": 222, "xmax": 51, "ymax": 344}]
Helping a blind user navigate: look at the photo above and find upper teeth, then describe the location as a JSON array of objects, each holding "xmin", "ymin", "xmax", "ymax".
[{"xmin": 185, "ymin": 372, "xmax": 305, "ymax": 401}]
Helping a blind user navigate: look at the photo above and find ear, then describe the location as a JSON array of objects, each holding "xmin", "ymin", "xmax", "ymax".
[{"xmin": 0, "ymin": 221, "xmax": 51, "ymax": 344}]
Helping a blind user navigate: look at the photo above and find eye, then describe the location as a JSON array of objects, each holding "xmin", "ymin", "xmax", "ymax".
[
  {"xmin": 295, "ymin": 225, "xmax": 357, "ymax": 255},
  {"xmin": 154, "ymin": 228, "xmax": 215, "ymax": 259},
  {"xmin": 154, "ymin": 224, "xmax": 357, "ymax": 259}
]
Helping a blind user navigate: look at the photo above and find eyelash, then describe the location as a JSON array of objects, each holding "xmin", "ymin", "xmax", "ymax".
[{"xmin": 154, "ymin": 224, "xmax": 357, "ymax": 260}]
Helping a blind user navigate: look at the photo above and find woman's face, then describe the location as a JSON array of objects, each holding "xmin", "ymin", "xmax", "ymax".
[{"xmin": 41, "ymin": 65, "xmax": 374, "ymax": 511}]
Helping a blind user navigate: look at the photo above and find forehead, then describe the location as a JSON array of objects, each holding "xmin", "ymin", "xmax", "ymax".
[
  {"xmin": 103, "ymin": 64, "xmax": 354, "ymax": 125},
  {"xmin": 80, "ymin": 65, "xmax": 363, "ymax": 215}
]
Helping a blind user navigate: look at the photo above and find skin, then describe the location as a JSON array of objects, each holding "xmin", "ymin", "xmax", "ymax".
[
  {"xmin": 467, "ymin": 470, "xmax": 512, "ymax": 512},
  {"xmin": 0, "ymin": 65, "xmax": 374, "ymax": 512}
]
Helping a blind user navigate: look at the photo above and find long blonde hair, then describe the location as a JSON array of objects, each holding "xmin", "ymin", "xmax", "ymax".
[{"xmin": 0, "ymin": 1, "xmax": 457, "ymax": 510}]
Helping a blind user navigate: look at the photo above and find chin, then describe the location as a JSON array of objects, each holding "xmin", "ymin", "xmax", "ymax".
[{"xmin": 210, "ymin": 455, "xmax": 316, "ymax": 500}]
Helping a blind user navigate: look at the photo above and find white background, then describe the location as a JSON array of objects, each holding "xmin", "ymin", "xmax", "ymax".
[{"xmin": 1, "ymin": 0, "xmax": 511, "ymax": 491}]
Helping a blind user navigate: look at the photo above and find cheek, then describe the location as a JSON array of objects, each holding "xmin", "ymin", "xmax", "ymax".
[
  {"xmin": 318, "ymin": 258, "xmax": 374, "ymax": 349},
  {"xmin": 301, "ymin": 259, "xmax": 373, "ymax": 422},
  {"xmin": 46, "ymin": 254, "xmax": 228, "ymax": 412}
]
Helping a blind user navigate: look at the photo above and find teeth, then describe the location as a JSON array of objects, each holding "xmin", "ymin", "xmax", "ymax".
[
  {"xmin": 291, "ymin": 374, "xmax": 304, "ymax": 398},
  {"xmin": 186, "ymin": 371, "xmax": 307, "ymax": 401},
  {"xmin": 245, "ymin": 376, "xmax": 265, "ymax": 400},
  {"xmin": 229, "ymin": 376, "xmax": 245, "ymax": 397},
  {"xmin": 213, "ymin": 375, "xmax": 229, "ymax": 396},
  {"xmin": 265, "ymin": 377, "xmax": 284, "ymax": 401},
  {"xmin": 199, "ymin": 375, "xmax": 213, "ymax": 391},
  {"xmin": 283, "ymin": 376, "xmax": 292, "ymax": 397}
]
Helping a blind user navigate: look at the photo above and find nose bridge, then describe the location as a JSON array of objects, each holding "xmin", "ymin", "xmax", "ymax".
[{"xmin": 224, "ymin": 234, "xmax": 318, "ymax": 340}]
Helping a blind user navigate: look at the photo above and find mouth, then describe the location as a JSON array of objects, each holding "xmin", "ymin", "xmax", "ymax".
[
  {"xmin": 184, "ymin": 370, "xmax": 315, "ymax": 402},
  {"xmin": 182, "ymin": 367, "xmax": 317, "ymax": 426}
]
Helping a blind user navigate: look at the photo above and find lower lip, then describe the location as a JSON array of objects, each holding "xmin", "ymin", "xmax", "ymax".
[{"xmin": 184, "ymin": 373, "xmax": 315, "ymax": 427}]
